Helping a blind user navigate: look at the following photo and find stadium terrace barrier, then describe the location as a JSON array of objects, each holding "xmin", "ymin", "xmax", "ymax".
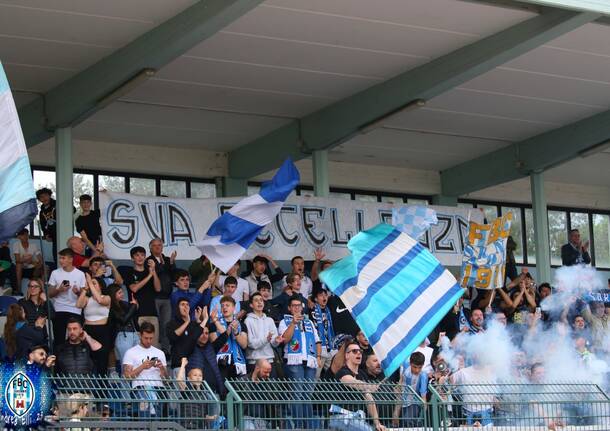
[
  {"xmin": 224, "ymin": 378, "xmax": 426, "ymax": 430},
  {"xmin": 429, "ymin": 382, "xmax": 610, "ymax": 430},
  {"xmin": 30, "ymin": 376, "xmax": 610, "ymax": 430},
  {"xmin": 48, "ymin": 375, "xmax": 224, "ymax": 430}
]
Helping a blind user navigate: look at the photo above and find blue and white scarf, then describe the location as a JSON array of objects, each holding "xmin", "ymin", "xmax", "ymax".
[
  {"xmin": 216, "ymin": 316, "xmax": 247, "ymax": 376},
  {"xmin": 283, "ymin": 315, "xmax": 317, "ymax": 368},
  {"xmin": 459, "ymin": 306, "xmax": 471, "ymax": 332},
  {"xmin": 312, "ymin": 304, "xmax": 334, "ymax": 352}
]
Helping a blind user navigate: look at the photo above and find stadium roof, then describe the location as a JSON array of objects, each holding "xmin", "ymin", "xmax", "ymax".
[{"xmin": 3, "ymin": 0, "xmax": 610, "ymax": 195}]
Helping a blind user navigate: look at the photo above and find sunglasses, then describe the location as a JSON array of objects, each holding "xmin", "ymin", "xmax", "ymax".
[
  {"xmin": 28, "ymin": 284, "xmax": 41, "ymax": 289},
  {"xmin": 347, "ymin": 348, "xmax": 362, "ymax": 354}
]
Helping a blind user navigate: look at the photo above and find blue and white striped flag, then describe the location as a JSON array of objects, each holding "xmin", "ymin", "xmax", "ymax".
[
  {"xmin": 197, "ymin": 158, "xmax": 299, "ymax": 273},
  {"xmin": 392, "ymin": 205, "xmax": 438, "ymax": 239},
  {"xmin": 320, "ymin": 223, "xmax": 464, "ymax": 375},
  {"xmin": 0, "ymin": 61, "xmax": 37, "ymax": 241}
]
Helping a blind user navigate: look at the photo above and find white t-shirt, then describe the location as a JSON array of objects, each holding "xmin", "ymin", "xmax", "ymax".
[
  {"xmin": 219, "ymin": 275, "xmax": 249, "ymax": 302},
  {"xmin": 12, "ymin": 241, "xmax": 41, "ymax": 269},
  {"xmin": 282, "ymin": 274, "xmax": 313, "ymax": 300},
  {"xmin": 122, "ymin": 344, "xmax": 167, "ymax": 388},
  {"xmin": 48, "ymin": 267, "xmax": 86, "ymax": 315}
]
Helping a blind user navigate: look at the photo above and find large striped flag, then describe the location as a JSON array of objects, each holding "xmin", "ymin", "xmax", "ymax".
[
  {"xmin": 197, "ymin": 158, "xmax": 299, "ymax": 273},
  {"xmin": 320, "ymin": 223, "xmax": 464, "ymax": 375},
  {"xmin": 0, "ymin": 61, "xmax": 37, "ymax": 241}
]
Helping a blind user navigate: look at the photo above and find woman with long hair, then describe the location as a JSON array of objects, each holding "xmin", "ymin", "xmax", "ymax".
[
  {"xmin": 3, "ymin": 304, "xmax": 25, "ymax": 359},
  {"xmin": 76, "ymin": 273, "xmax": 110, "ymax": 375},
  {"xmin": 108, "ymin": 283, "xmax": 139, "ymax": 367},
  {"xmin": 18, "ymin": 278, "xmax": 51, "ymax": 324}
]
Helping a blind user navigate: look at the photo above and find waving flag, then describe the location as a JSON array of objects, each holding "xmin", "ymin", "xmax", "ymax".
[
  {"xmin": 320, "ymin": 223, "xmax": 463, "ymax": 376},
  {"xmin": 0, "ymin": 61, "xmax": 37, "ymax": 241},
  {"xmin": 460, "ymin": 213, "xmax": 512, "ymax": 290},
  {"xmin": 392, "ymin": 205, "xmax": 438, "ymax": 239},
  {"xmin": 197, "ymin": 158, "xmax": 299, "ymax": 273}
]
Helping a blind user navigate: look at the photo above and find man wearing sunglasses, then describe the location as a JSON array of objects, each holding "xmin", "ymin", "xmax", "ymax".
[{"xmin": 334, "ymin": 340, "xmax": 386, "ymax": 431}]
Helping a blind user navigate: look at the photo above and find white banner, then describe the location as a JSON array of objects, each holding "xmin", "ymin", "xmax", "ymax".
[{"xmin": 99, "ymin": 191, "xmax": 483, "ymax": 266}]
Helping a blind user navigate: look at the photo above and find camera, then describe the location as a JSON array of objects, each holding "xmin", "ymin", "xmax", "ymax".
[{"xmin": 436, "ymin": 361, "xmax": 450, "ymax": 375}]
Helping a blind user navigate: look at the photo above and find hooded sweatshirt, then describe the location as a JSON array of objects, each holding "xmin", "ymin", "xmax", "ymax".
[{"xmin": 244, "ymin": 311, "xmax": 279, "ymax": 363}]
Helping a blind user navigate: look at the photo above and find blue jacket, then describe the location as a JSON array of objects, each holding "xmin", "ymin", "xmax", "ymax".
[{"xmin": 170, "ymin": 288, "xmax": 211, "ymax": 319}]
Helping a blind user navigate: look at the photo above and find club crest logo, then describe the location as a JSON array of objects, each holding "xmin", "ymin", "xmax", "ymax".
[
  {"xmin": 6, "ymin": 372, "xmax": 34, "ymax": 418},
  {"xmin": 290, "ymin": 339, "xmax": 300, "ymax": 352},
  {"xmin": 0, "ymin": 362, "xmax": 53, "ymax": 428}
]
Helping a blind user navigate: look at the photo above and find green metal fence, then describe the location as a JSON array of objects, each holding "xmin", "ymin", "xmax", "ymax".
[
  {"xmin": 225, "ymin": 377, "xmax": 426, "ymax": 430},
  {"xmin": 17, "ymin": 375, "xmax": 610, "ymax": 430},
  {"xmin": 48, "ymin": 375, "xmax": 224, "ymax": 430},
  {"xmin": 429, "ymin": 382, "xmax": 610, "ymax": 430}
]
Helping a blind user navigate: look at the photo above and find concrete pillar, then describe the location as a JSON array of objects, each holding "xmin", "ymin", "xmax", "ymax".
[
  {"xmin": 530, "ymin": 172, "xmax": 551, "ymax": 283},
  {"xmin": 312, "ymin": 150, "xmax": 329, "ymax": 197},
  {"xmin": 55, "ymin": 127, "xmax": 73, "ymax": 250},
  {"xmin": 216, "ymin": 177, "xmax": 247, "ymax": 197},
  {"xmin": 431, "ymin": 195, "xmax": 458, "ymax": 206}
]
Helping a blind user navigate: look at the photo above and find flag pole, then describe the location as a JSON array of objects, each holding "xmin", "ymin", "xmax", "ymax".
[{"xmin": 37, "ymin": 220, "xmax": 54, "ymax": 353}]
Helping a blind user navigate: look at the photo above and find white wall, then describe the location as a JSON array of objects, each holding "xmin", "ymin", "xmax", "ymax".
[
  {"xmin": 28, "ymin": 139, "xmax": 610, "ymax": 210},
  {"xmin": 28, "ymin": 139, "xmax": 226, "ymax": 178}
]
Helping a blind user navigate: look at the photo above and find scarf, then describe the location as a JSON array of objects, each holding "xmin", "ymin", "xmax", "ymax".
[
  {"xmin": 283, "ymin": 315, "xmax": 317, "ymax": 368},
  {"xmin": 459, "ymin": 306, "xmax": 471, "ymax": 332},
  {"xmin": 216, "ymin": 315, "xmax": 247, "ymax": 376},
  {"xmin": 312, "ymin": 303, "xmax": 334, "ymax": 352}
]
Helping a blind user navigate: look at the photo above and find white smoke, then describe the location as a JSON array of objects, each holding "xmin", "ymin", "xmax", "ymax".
[{"xmin": 438, "ymin": 265, "xmax": 609, "ymax": 389}]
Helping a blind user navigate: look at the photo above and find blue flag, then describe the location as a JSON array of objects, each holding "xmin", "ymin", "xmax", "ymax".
[
  {"xmin": 0, "ymin": 61, "xmax": 37, "ymax": 241},
  {"xmin": 197, "ymin": 158, "xmax": 300, "ymax": 273},
  {"xmin": 320, "ymin": 223, "xmax": 464, "ymax": 375}
]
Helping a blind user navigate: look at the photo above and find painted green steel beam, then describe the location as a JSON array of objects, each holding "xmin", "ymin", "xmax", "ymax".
[
  {"xmin": 55, "ymin": 127, "xmax": 73, "ymax": 252},
  {"xmin": 531, "ymin": 172, "xmax": 552, "ymax": 283},
  {"xmin": 20, "ymin": 0, "xmax": 264, "ymax": 147},
  {"xmin": 228, "ymin": 9, "xmax": 597, "ymax": 179},
  {"xmin": 521, "ymin": 0, "xmax": 610, "ymax": 15},
  {"xmin": 441, "ymin": 107, "xmax": 610, "ymax": 196},
  {"xmin": 312, "ymin": 150, "xmax": 330, "ymax": 197}
]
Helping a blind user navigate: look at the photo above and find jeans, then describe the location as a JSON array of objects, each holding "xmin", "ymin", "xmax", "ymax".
[
  {"xmin": 466, "ymin": 408, "xmax": 493, "ymax": 426},
  {"xmin": 401, "ymin": 404, "xmax": 423, "ymax": 427},
  {"xmin": 283, "ymin": 363, "xmax": 317, "ymax": 429},
  {"xmin": 115, "ymin": 331, "xmax": 139, "ymax": 363},
  {"xmin": 155, "ymin": 299, "xmax": 171, "ymax": 351},
  {"xmin": 135, "ymin": 386, "xmax": 162, "ymax": 418}
]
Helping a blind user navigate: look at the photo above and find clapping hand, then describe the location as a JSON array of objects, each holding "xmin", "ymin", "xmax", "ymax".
[
  {"xmin": 314, "ymin": 248, "xmax": 326, "ymax": 261},
  {"xmin": 147, "ymin": 259, "xmax": 156, "ymax": 273}
]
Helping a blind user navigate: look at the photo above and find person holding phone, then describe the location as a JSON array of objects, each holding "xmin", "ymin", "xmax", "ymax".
[
  {"xmin": 122, "ymin": 322, "xmax": 167, "ymax": 418},
  {"xmin": 48, "ymin": 248, "xmax": 86, "ymax": 349}
]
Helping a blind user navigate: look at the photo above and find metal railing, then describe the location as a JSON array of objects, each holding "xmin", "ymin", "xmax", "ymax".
[
  {"xmin": 11, "ymin": 375, "xmax": 608, "ymax": 430},
  {"xmin": 429, "ymin": 382, "xmax": 610, "ymax": 430},
  {"xmin": 48, "ymin": 375, "xmax": 225, "ymax": 430},
  {"xmin": 225, "ymin": 377, "xmax": 426, "ymax": 430}
]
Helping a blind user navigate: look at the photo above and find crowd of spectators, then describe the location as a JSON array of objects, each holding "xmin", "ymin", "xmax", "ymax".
[{"xmin": 0, "ymin": 189, "xmax": 608, "ymax": 430}]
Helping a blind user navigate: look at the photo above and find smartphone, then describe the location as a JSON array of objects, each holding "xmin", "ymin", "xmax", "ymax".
[
  {"xmin": 62, "ymin": 280, "xmax": 70, "ymax": 286},
  {"xmin": 150, "ymin": 357, "xmax": 158, "ymax": 362}
]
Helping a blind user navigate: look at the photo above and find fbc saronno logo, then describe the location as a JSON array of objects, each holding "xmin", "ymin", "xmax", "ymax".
[{"xmin": 0, "ymin": 362, "xmax": 53, "ymax": 429}]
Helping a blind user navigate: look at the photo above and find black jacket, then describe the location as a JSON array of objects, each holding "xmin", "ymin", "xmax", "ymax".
[
  {"xmin": 55, "ymin": 341, "xmax": 94, "ymax": 375},
  {"xmin": 146, "ymin": 255, "xmax": 175, "ymax": 299},
  {"xmin": 111, "ymin": 301, "xmax": 139, "ymax": 334},
  {"xmin": 561, "ymin": 243, "xmax": 591, "ymax": 266},
  {"xmin": 16, "ymin": 324, "xmax": 48, "ymax": 359},
  {"xmin": 166, "ymin": 318, "xmax": 203, "ymax": 368}
]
